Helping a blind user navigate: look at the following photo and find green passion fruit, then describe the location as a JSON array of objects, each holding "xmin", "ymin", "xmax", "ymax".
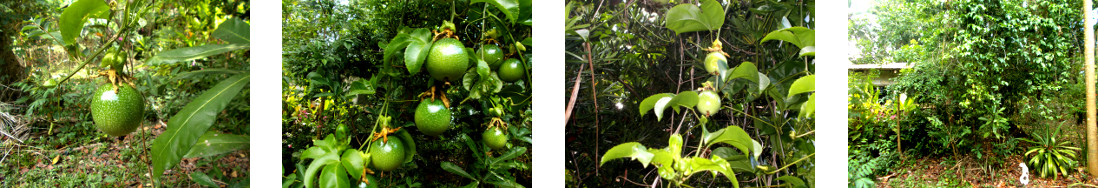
[
  {"xmin": 704, "ymin": 52, "xmax": 725, "ymax": 75},
  {"xmin": 482, "ymin": 127, "xmax": 509, "ymax": 150},
  {"xmin": 477, "ymin": 44, "xmax": 504, "ymax": 70},
  {"xmin": 427, "ymin": 38, "xmax": 470, "ymax": 82},
  {"xmin": 498, "ymin": 58, "xmax": 525, "ymax": 82},
  {"xmin": 369, "ymin": 138, "xmax": 406, "ymax": 171},
  {"xmin": 697, "ymin": 90, "xmax": 721, "ymax": 116},
  {"xmin": 335, "ymin": 124, "xmax": 349, "ymax": 140},
  {"xmin": 415, "ymin": 99, "xmax": 451, "ymax": 136},
  {"xmin": 90, "ymin": 84, "xmax": 145, "ymax": 136}
]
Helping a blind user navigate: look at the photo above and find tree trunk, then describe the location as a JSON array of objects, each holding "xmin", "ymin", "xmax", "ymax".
[
  {"xmin": 0, "ymin": 29, "xmax": 27, "ymax": 101},
  {"xmin": 1085, "ymin": 0, "xmax": 1098, "ymax": 177}
]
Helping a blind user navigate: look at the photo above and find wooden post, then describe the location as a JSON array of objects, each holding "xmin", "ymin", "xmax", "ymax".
[{"xmin": 1085, "ymin": 0, "xmax": 1098, "ymax": 177}]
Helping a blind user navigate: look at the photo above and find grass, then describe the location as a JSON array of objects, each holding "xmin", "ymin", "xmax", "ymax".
[{"xmin": 1, "ymin": 117, "xmax": 250, "ymax": 187}]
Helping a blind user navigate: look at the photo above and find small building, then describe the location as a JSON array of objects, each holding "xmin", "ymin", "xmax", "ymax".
[{"xmin": 848, "ymin": 62, "xmax": 911, "ymax": 86}]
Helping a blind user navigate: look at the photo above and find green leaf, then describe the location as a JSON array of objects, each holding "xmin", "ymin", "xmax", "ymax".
[
  {"xmin": 788, "ymin": 75, "xmax": 815, "ymax": 96},
  {"xmin": 756, "ymin": 72, "xmax": 771, "ymax": 93},
  {"xmin": 704, "ymin": 126, "xmax": 754, "ymax": 158},
  {"xmin": 799, "ymin": 46, "xmax": 815, "ymax": 57},
  {"xmin": 190, "ymin": 171, "xmax": 220, "ymax": 187},
  {"xmin": 777, "ymin": 176, "xmax": 807, "ymax": 188},
  {"xmin": 147, "ymin": 44, "xmax": 250, "ymax": 65},
  {"xmin": 668, "ymin": 91, "xmax": 698, "ymax": 113},
  {"xmin": 667, "ymin": 134, "xmax": 684, "ymax": 158},
  {"xmin": 301, "ymin": 136, "xmax": 342, "ymax": 188},
  {"xmin": 342, "ymin": 78, "xmax": 376, "ymax": 99},
  {"xmin": 172, "ymin": 69, "xmax": 245, "ymax": 81},
  {"xmin": 600, "ymin": 142, "xmax": 655, "ymax": 168},
  {"xmin": 341, "ymin": 149, "xmax": 366, "ymax": 180},
  {"xmin": 727, "ymin": 62, "xmax": 759, "ymax": 83},
  {"xmin": 404, "ymin": 28, "xmax": 434, "ymax": 74},
  {"xmin": 648, "ymin": 148, "xmax": 674, "ymax": 167},
  {"xmin": 282, "ymin": 173, "xmax": 297, "ymax": 188},
  {"xmin": 664, "ymin": 0, "xmax": 725, "ymax": 34},
  {"xmin": 382, "ymin": 29, "xmax": 413, "ymax": 65},
  {"xmin": 152, "ymin": 74, "xmax": 250, "ymax": 179},
  {"xmin": 799, "ymin": 93, "xmax": 815, "ymax": 118},
  {"xmin": 59, "ymin": 0, "xmax": 110, "ymax": 45},
  {"xmin": 761, "ymin": 27, "xmax": 815, "ymax": 49},
  {"xmin": 183, "ymin": 132, "xmax": 249, "ymax": 158},
  {"xmin": 213, "ymin": 18, "xmax": 250, "ymax": 44},
  {"xmin": 441, "ymin": 162, "xmax": 478, "ymax": 181},
  {"xmin": 319, "ymin": 163, "xmax": 349, "ymax": 188},
  {"xmin": 472, "ymin": 0, "xmax": 521, "ymax": 24},
  {"xmin": 639, "ymin": 93, "xmax": 675, "ymax": 121},
  {"xmin": 492, "ymin": 147, "xmax": 528, "ymax": 164}
]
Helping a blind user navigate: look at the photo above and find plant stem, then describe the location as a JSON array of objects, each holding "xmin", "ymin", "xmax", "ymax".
[{"xmin": 766, "ymin": 152, "xmax": 815, "ymax": 174}]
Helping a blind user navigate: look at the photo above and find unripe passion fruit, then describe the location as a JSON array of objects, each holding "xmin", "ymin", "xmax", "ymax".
[
  {"xmin": 498, "ymin": 58, "xmax": 525, "ymax": 82},
  {"xmin": 335, "ymin": 124, "xmax": 349, "ymax": 140},
  {"xmin": 697, "ymin": 90, "xmax": 721, "ymax": 116},
  {"xmin": 704, "ymin": 52, "xmax": 725, "ymax": 75},
  {"xmin": 477, "ymin": 44, "xmax": 504, "ymax": 70},
  {"xmin": 369, "ymin": 138, "xmax": 406, "ymax": 171},
  {"xmin": 90, "ymin": 84, "xmax": 145, "ymax": 136},
  {"xmin": 415, "ymin": 99, "xmax": 451, "ymax": 136},
  {"xmin": 427, "ymin": 38, "xmax": 470, "ymax": 82},
  {"xmin": 482, "ymin": 127, "xmax": 509, "ymax": 150}
]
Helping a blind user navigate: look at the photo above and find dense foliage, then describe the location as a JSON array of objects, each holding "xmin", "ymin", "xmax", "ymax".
[
  {"xmin": 566, "ymin": 0, "xmax": 815, "ymax": 187},
  {"xmin": 1, "ymin": 0, "xmax": 250, "ymax": 186},
  {"xmin": 281, "ymin": 0, "xmax": 532, "ymax": 187},
  {"xmin": 849, "ymin": 0, "xmax": 1090, "ymax": 185}
]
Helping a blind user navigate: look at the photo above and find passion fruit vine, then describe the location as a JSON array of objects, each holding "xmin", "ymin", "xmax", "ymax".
[
  {"xmin": 90, "ymin": 83, "xmax": 145, "ymax": 136},
  {"xmin": 483, "ymin": 126, "xmax": 509, "ymax": 150},
  {"xmin": 427, "ymin": 38, "xmax": 470, "ymax": 82},
  {"xmin": 415, "ymin": 99, "xmax": 451, "ymax": 136},
  {"xmin": 369, "ymin": 137, "xmax": 407, "ymax": 171},
  {"xmin": 498, "ymin": 58, "xmax": 525, "ymax": 82}
]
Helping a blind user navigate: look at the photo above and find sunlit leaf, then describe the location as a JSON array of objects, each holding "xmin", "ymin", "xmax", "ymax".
[
  {"xmin": 183, "ymin": 132, "xmax": 249, "ymax": 158},
  {"xmin": 727, "ymin": 62, "xmax": 759, "ymax": 83},
  {"xmin": 190, "ymin": 171, "xmax": 219, "ymax": 187},
  {"xmin": 213, "ymin": 18, "xmax": 250, "ymax": 44},
  {"xmin": 472, "ymin": 0, "xmax": 522, "ymax": 24},
  {"xmin": 319, "ymin": 163, "xmax": 349, "ymax": 188},
  {"xmin": 59, "ymin": 0, "xmax": 110, "ymax": 45},
  {"xmin": 664, "ymin": 0, "xmax": 725, "ymax": 34},
  {"xmin": 777, "ymin": 176, "xmax": 807, "ymax": 188},
  {"xmin": 441, "ymin": 162, "xmax": 477, "ymax": 180},
  {"xmin": 152, "ymin": 74, "xmax": 250, "ymax": 179},
  {"xmin": 600, "ymin": 142, "xmax": 655, "ymax": 168},
  {"xmin": 788, "ymin": 75, "xmax": 815, "ymax": 96},
  {"xmin": 147, "ymin": 44, "xmax": 250, "ymax": 65},
  {"xmin": 761, "ymin": 27, "xmax": 815, "ymax": 49},
  {"xmin": 668, "ymin": 91, "xmax": 698, "ymax": 113},
  {"xmin": 639, "ymin": 93, "xmax": 675, "ymax": 120},
  {"xmin": 799, "ymin": 93, "xmax": 815, "ymax": 118},
  {"xmin": 341, "ymin": 149, "xmax": 366, "ymax": 180}
]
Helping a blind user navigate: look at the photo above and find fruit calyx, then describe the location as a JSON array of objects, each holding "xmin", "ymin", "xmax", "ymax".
[
  {"xmin": 705, "ymin": 39, "xmax": 729, "ymax": 58},
  {"xmin": 418, "ymin": 86, "xmax": 451, "ymax": 108},
  {"xmin": 433, "ymin": 20, "xmax": 459, "ymax": 42},
  {"xmin": 371, "ymin": 116, "xmax": 400, "ymax": 142}
]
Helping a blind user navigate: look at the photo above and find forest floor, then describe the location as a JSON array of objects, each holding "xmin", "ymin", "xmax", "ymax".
[
  {"xmin": 1, "ymin": 119, "xmax": 250, "ymax": 187},
  {"xmin": 878, "ymin": 155, "xmax": 1097, "ymax": 187}
]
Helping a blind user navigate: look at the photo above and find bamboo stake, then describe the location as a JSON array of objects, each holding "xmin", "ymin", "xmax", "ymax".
[{"xmin": 1085, "ymin": 0, "xmax": 1097, "ymax": 177}]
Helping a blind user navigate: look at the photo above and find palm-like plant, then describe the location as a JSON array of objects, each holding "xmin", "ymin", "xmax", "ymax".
[{"xmin": 1019, "ymin": 123, "xmax": 1080, "ymax": 179}]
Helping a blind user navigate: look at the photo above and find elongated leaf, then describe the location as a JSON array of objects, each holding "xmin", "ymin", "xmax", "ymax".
[
  {"xmin": 492, "ymin": 147, "xmax": 528, "ymax": 164},
  {"xmin": 600, "ymin": 142, "xmax": 655, "ymax": 168},
  {"xmin": 472, "ymin": 0, "xmax": 521, "ymax": 24},
  {"xmin": 190, "ymin": 171, "xmax": 220, "ymax": 187},
  {"xmin": 213, "ymin": 18, "xmax": 250, "ymax": 44},
  {"xmin": 788, "ymin": 75, "xmax": 815, "ymax": 96},
  {"xmin": 59, "ymin": 0, "xmax": 110, "ymax": 45},
  {"xmin": 152, "ymin": 74, "xmax": 250, "ymax": 179},
  {"xmin": 172, "ymin": 69, "xmax": 245, "ymax": 81},
  {"xmin": 147, "ymin": 44, "xmax": 250, "ymax": 65},
  {"xmin": 183, "ymin": 132, "xmax": 249, "ymax": 158},
  {"xmin": 761, "ymin": 27, "xmax": 815, "ymax": 49},
  {"xmin": 727, "ymin": 62, "xmax": 759, "ymax": 83},
  {"xmin": 664, "ymin": 0, "xmax": 725, "ymax": 34},
  {"xmin": 320, "ymin": 163, "xmax": 349, "ymax": 188},
  {"xmin": 404, "ymin": 28, "xmax": 434, "ymax": 74},
  {"xmin": 441, "ymin": 162, "xmax": 478, "ymax": 180},
  {"xmin": 639, "ymin": 93, "xmax": 675, "ymax": 120},
  {"xmin": 668, "ymin": 91, "xmax": 698, "ymax": 113}
]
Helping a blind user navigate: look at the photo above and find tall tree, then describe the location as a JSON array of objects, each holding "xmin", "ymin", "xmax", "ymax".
[{"xmin": 0, "ymin": 1, "xmax": 49, "ymax": 100}]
